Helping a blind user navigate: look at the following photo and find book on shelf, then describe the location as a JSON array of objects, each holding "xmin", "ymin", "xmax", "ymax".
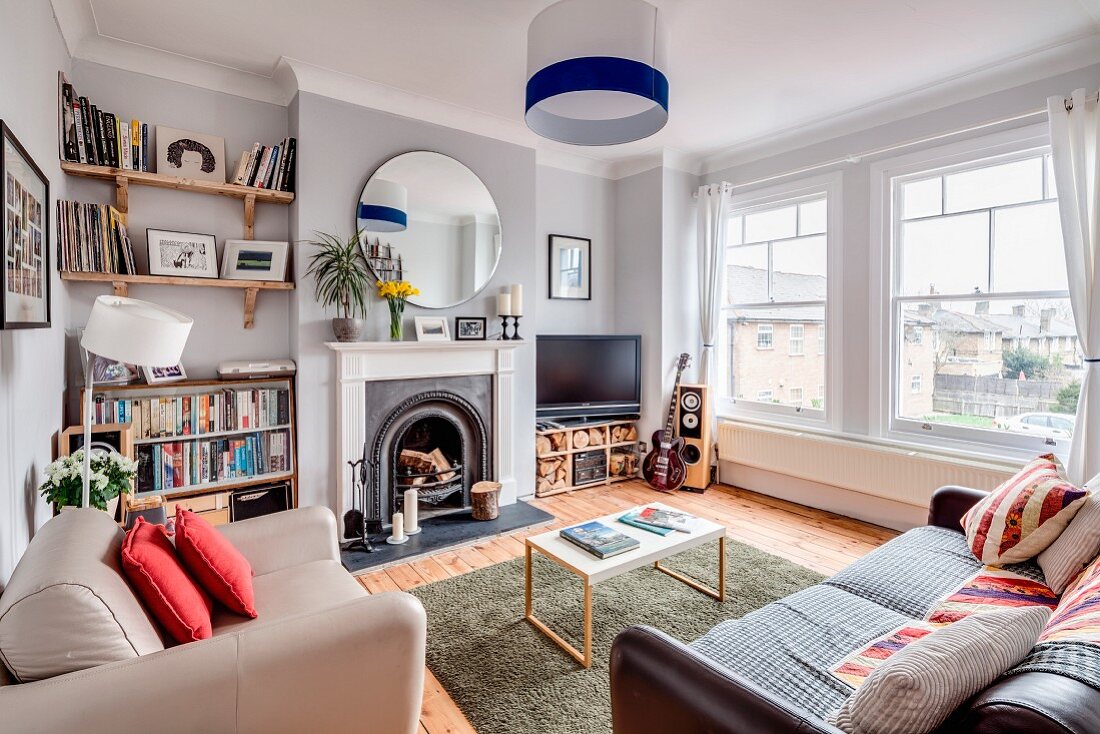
[
  {"xmin": 559, "ymin": 521, "xmax": 640, "ymax": 559},
  {"xmin": 135, "ymin": 429, "xmax": 291, "ymax": 494},
  {"xmin": 633, "ymin": 507, "xmax": 698, "ymax": 533},
  {"xmin": 232, "ymin": 137, "xmax": 296, "ymax": 192},
  {"xmin": 57, "ymin": 72, "xmax": 150, "ymax": 170},
  {"xmin": 56, "ymin": 200, "xmax": 136, "ymax": 274},
  {"xmin": 90, "ymin": 385, "xmax": 291, "ymax": 440},
  {"xmin": 618, "ymin": 509, "xmax": 674, "ymax": 536}
]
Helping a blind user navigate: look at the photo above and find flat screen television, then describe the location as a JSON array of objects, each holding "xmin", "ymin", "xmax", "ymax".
[{"xmin": 536, "ymin": 335, "xmax": 641, "ymax": 421}]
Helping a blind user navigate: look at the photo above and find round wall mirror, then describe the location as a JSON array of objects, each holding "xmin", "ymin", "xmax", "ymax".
[{"xmin": 356, "ymin": 151, "xmax": 502, "ymax": 309}]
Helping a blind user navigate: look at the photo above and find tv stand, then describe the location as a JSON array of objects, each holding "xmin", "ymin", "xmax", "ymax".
[{"xmin": 535, "ymin": 419, "xmax": 640, "ymax": 497}]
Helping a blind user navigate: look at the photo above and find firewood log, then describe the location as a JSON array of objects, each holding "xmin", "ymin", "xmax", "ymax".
[
  {"xmin": 427, "ymin": 448, "xmax": 456, "ymax": 482},
  {"xmin": 624, "ymin": 425, "xmax": 638, "ymax": 441},
  {"xmin": 471, "ymin": 481, "xmax": 502, "ymax": 520},
  {"xmin": 588, "ymin": 428, "xmax": 604, "ymax": 446},
  {"xmin": 573, "ymin": 429, "xmax": 590, "ymax": 449},
  {"xmin": 536, "ymin": 434, "xmax": 552, "ymax": 456},
  {"xmin": 537, "ymin": 459, "xmax": 556, "ymax": 477},
  {"xmin": 549, "ymin": 432, "xmax": 567, "ymax": 451}
]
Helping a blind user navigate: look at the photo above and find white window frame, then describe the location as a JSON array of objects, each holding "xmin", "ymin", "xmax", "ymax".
[
  {"xmin": 869, "ymin": 124, "xmax": 1072, "ymax": 461},
  {"xmin": 789, "ymin": 324, "xmax": 805, "ymax": 355},
  {"xmin": 716, "ymin": 172, "xmax": 843, "ymax": 431},
  {"xmin": 756, "ymin": 323, "xmax": 774, "ymax": 350}
]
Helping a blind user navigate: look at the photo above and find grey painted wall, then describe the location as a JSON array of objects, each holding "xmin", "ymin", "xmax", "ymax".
[
  {"xmin": 536, "ymin": 165, "xmax": 617, "ymax": 334},
  {"xmin": 0, "ymin": 0, "xmax": 71, "ymax": 585},
  {"xmin": 290, "ymin": 92, "xmax": 537, "ymax": 512},
  {"xmin": 66, "ymin": 61, "xmax": 291, "ymax": 386}
]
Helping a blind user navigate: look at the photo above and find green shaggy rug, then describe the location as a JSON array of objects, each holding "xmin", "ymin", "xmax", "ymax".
[{"xmin": 409, "ymin": 539, "xmax": 824, "ymax": 734}]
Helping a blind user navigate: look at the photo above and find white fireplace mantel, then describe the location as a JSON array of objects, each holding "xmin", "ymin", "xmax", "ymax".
[{"xmin": 325, "ymin": 340, "xmax": 526, "ymax": 519}]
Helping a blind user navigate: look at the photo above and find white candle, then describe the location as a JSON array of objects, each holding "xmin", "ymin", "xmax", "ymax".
[
  {"xmin": 403, "ymin": 488, "xmax": 419, "ymax": 533},
  {"xmin": 497, "ymin": 293, "xmax": 512, "ymax": 316},
  {"xmin": 391, "ymin": 512, "xmax": 405, "ymax": 542},
  {"xmin": 510, "ymin": 284, "xmax": 524, "ymax": 316}
]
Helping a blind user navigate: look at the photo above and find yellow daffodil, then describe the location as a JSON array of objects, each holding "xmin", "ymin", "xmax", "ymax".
[{"xmin": 376, "ymin": 280, "xmax": 420, "ymax": 302}]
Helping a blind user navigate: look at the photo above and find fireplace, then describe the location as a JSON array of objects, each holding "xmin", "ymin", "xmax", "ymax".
[{"xmin": 363, "ymin": 376, "xmax": 492, "ymax": 533}]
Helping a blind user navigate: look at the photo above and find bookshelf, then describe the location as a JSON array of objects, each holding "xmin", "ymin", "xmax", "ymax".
[
  {"xmin": 82, "ymin": 377, "xmax": 298, "ymax": 521},
  {"xmin": 535, "ymin": 419, "xmax": 640, "ymax": 497}
]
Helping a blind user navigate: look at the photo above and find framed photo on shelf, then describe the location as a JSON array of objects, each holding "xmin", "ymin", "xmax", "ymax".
[
  {"xmin": 548, "ymin": 234, "xmax": 591, "ymax": 301},
  {"xmin": 2, "ymin": 120, "xmax": 50, "ymax": 329},
  {"xmin": 146, "ymin": 229, "xmax": 218, "ymax": 279},
  {"xmin": 221, "ymin": 239, "xmax": 289, "ymax": 281},
  {"xmin": 155, "ymin": 126, "xmax": 226, "ymax": 183},
  {"xmin": 454, "ymin": 316, "xmax": 487, "ymax": 341},
  {"xmin": 142, "ymin": 363, "xmax": 187, "ymax": 384},
  {"xmin": 414, "ymin": 316, "xmax": 450, "ymax": 342},
  {"xmin": 61, "ymin": 423, "xmax": 134, "ymax": 460}
]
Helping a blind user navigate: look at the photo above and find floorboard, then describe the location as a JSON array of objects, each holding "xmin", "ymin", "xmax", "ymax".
[{"xmin": 355, "ymin": 479, "xmax": 898, "ymax": 734}]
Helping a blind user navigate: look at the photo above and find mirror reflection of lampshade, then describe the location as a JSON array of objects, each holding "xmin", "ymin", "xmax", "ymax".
[{"xmin": 358, "ymin": 179, "xmax": 408, "ymax": 232}]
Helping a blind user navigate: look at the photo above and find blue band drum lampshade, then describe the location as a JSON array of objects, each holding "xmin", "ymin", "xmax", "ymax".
[
  {"xmin": 357, "ymin": 178, "xmax": 408, "ymax": 233},
  {"xmin": 526, "ymin": 0, "xmax": 669, "ymax": 146}
]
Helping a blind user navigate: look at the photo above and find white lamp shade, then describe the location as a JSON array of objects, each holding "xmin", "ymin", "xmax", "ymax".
[
  {"xmin": 526, "ymin": 0, "xmax": 669, "ymax": 145},
  {"xmin": 81, "ymin": 295, "xmax": 193, "ymax": 367},
  {"xmin": 358, "ymin": 178, "xmax": 408, "ymax": 233}
]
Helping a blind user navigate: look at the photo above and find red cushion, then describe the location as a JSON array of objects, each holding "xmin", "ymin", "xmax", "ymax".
[
  {"xmin": 175, "ymin": 507, "xmax": 257, "ymax": 618},
  {"xmin": 121, "ymin": 517, "xmax": 212, "ymax": 643}
]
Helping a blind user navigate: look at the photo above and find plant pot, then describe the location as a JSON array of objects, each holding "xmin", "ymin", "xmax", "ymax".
[{"xmin": 332, "ymin": 317, "xmax": 364, "ymax": 342}]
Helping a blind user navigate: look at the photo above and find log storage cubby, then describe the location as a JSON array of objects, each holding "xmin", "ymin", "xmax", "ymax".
[{"xmin": 535, "ymin": 419, "xmax": 639, "ymax": 497}]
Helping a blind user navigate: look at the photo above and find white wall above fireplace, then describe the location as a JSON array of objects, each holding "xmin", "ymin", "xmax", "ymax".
[{"xmin": 326, "ymin": 341, "xmax": 527, "ymax": 521}]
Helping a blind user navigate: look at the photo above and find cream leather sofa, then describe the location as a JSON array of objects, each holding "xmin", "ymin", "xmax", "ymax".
[{"xmin": 0, "ymin": 506, "xmax": 426, "ymax": 734}]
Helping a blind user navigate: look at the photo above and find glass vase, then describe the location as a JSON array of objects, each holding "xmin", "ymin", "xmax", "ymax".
[{"xmin": 388, "ymin": 300, "xmax": 405, "ymax": 341}]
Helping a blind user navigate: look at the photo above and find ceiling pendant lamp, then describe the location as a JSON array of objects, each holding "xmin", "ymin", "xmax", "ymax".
[
  {"xmin": 526, "ymin": 0, "xmax": 669, "ymax": 146},
  {"xmin": 357, "ymin": 179, "xmax": 408, "ymax": 232}
]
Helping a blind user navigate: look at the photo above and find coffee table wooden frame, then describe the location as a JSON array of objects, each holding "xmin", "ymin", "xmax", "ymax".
[{"xmin": 523, "ymin": 505, "xmax": 726, "ymax": 669}]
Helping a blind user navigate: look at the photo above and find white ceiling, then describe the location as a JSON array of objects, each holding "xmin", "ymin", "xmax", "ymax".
[{"xmin": 51, "ymin": 0, "xmax": 1100, "ymax": 178}]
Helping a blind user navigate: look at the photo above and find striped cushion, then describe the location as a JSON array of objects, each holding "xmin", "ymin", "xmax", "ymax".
[
  {"xmin": 961, "ymin": 454, "xmax": 1088, "ymax": 565},
  {"xmin": 827, "ymin": 606, "xmax": 1051, "ymax": 734},
  {"xmin": 1040, "ymin": 554, "xmax": 1100, "ymax": 645},
  {"xmin": 1038, "ymin": 476, "xmax": 1100, "ymax": 593}
]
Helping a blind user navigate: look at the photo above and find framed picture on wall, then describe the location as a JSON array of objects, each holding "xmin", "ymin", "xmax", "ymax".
[
  {"xmin": 146, "ymin": 229, "xmax": 219, "ymax": 279},
  {"xmin": 220, "ymin": 239, "xmax": 289, "ymax": 281},
  {"xmin": 548, "ymin": 234, "xmax": 591, "ymax": 301},
  {"xmin": 1, "ymin": 120, "xmax": 51, "ymax": 329}
]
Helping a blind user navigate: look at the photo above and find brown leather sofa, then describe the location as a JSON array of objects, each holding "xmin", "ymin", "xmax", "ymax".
[
  {"xmin": 610, "ymin": 486, "xmax": 1100, "ymax": 734},
  {"xmin": 0, "ymin": 506, "xmax": 427, "ymax": 734}
]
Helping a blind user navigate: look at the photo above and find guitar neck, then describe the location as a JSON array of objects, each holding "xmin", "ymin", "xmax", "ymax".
[{"xmin": 661, "ymin": 372, "xmax": 684, "ymax": 444}]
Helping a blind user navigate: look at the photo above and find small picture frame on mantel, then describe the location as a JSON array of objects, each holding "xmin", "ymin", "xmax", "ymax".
[
  {"xmin": 548, "ymin": 234, "xmax": 591, "ymax": 301},
  {"xmin": 454, "ymin": 317, "xmax": 487, "ymax": 341}
]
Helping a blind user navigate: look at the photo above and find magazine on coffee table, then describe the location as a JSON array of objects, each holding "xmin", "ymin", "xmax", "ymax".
[
  {"xmin": 559, "ymin": 521, "xmax": 640, "ymax": 559},
  {"xmin": 633, "ymin": 507, "xmax": 698, "ymax": 533},
  {"xmin": 618, "ymin": 509, "xmax": 674, "ymax": 536}
]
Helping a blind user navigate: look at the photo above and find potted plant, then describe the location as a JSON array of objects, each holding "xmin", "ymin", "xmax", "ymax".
[
  {"xmin": 39, "ymin": 449, "xmax": 137, "ymax": 516},
  {"xmin": 377, "ymin": 279, "xmax": 420, "ymax": 341},
  {"xmin": 305, "ymin": 230, "xmax": 372, "ymax": 342}
]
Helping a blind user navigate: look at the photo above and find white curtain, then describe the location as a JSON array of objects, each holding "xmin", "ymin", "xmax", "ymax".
[
  {"xmin": 697, "ymin": 182, "xmax": 734, "ymax": 385},
  {"xmin": 1048, "ymin": 88, "xmax": 1100, "ymax": 485}
]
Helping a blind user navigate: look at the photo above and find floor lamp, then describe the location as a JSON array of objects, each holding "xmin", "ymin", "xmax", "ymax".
[{"xmin": 79, "ymin": 295, "xmax": 193, "ymax": 510}]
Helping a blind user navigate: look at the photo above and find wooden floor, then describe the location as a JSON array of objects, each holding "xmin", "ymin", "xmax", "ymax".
[{"xmin": 353, "ymin": 479, "xmax": 899, "ymax": 734}]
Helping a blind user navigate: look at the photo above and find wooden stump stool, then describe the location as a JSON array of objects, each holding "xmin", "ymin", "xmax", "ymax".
[{"xmin": 471, "ymin": 481, "xmax": 502, "ymax": 521}]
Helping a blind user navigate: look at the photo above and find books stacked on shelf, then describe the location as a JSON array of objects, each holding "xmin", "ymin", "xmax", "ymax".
[
  {"xmin": 364, "ymin": 237, "xmax": 405, "ymax": 282},
  {"xmin": 58, "ymin": 72, "xmax": 150, "ymax": 171},
  {"xmin": 631, "ymin": 507, "xmax": 698, "ymax": 533},
  {"xmin": 230, "ymin": 138, "xmax": 297, "ymax": 192},
  {"xmin": 56, "ymin": 200, "xmax": 136, "ymax": 273},
  {"xmin": 90, "ymin": 386, "xmax": 291, "ymax": 439},
  {"xmin": 135, "ymin": 429, "xmax": 291, "ymax": 494},
  {"xmin": 559, "ymin": 521, "xmax": 640, "ymax": 559}
]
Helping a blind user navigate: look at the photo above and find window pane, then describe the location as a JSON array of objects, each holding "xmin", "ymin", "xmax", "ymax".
[
  {"xmin": 799, "ymin": 198, "xmax": 827, "ymax": 235},
  {"xmin": 945, "ymin": 157, "xmax": 1043, "ymax": 213},
  {"xmin": 744, "ymin": 204, "xmax": 796, "ymax": 244},
  {"xmin": 902, "ymin": 177, "xmax": 942, "ymax": 219},
  {"xmin": 726, "ymin": 245, "xmax": 769, "ymax": 304},
  {"xmin": 772, "ymin": 235, "xmax": 827, "ymax": 303},
  {"xmin": 993, "ymin": 202, "xmax": 1067, "ymax": 292},
  {"xmin": 728, "ymin": 215, "xmax": 743, "ymax": 246},
  {"xmin": 726, "ymin": 305, "xmax": 825, "ymax": 409},
  {"xmin": 897, "ymin": 299, "xmax": 1080, "ymax": 438},
  {"xmin": 900, "ymin": 212, "xmax": 989, "ymax": 296}
]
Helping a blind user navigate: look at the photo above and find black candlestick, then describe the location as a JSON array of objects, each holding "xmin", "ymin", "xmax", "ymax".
[
  {"xmin": 512, "ymin": 315, "xmax": 523, "ymax": 340},
  {"xmin": 499, "ymin": 315, "xmax": 513, "ymax": 340}
]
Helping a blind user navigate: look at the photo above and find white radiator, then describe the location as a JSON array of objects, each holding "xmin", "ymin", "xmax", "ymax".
[{"xmin": 718, "ymin": 422, "xmax": 1015, "ymax": 508}]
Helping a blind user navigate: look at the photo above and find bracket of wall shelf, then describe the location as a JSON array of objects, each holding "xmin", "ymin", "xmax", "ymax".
[
  {"xmin": 111, "ymin": 281, "xmax": 129, "ymax": 297},
  {"xmin": 243, "ymin": 287, "xmax": 259, "ymax": 329},
  {"xmin": 243, "ymin": 194, "xmax": 256, "ymax": 240},
  {"xmin": 114, "ymin": 176, "xmax": 129, "ymax": 226}
]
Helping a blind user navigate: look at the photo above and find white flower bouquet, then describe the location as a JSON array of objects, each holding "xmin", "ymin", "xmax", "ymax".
[{"xmin": 39, "ymin": 449, "xmax": 137, "ymax": 511}]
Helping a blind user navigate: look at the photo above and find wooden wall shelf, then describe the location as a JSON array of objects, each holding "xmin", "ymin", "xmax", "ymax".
[
  {"xmin": 61, "ymin": 271, "xmax": 294, "ymax": 329},
  {"xmin": 60, "ymin": 162, "xmax": 294, "ymax": 204}
]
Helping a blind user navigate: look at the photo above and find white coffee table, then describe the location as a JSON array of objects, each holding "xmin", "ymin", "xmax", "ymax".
[{"xmin": 524, "ymin": 502, "xmax": 726, "ymax": 668}]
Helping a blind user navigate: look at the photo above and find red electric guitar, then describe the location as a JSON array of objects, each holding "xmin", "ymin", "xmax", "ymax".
[{"xmin": 642, "ymin": 352, "xmax": 691, "ymax": 492}]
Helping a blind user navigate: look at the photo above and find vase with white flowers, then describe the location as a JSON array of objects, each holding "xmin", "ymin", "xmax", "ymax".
[{"xmin": 39, "ymin": 449, "xmax": 136, "ymax": 515}]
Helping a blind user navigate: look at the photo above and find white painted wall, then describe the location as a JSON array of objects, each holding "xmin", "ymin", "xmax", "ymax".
[
  {"xmin": 0, "ymin": 0, "xmax": 71, "ymax": 585},
  {"xmin": 290, "ymin": 92, "xmax": 538, "ymax": 512}
]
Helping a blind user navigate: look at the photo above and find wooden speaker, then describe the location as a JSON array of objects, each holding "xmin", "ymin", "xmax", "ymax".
[{"xmin": 674, "ymin": 383, "xmax": 713, "ymax": 492}]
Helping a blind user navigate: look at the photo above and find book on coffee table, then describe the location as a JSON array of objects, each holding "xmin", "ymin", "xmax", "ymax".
[
  {"xmin": 633, "ymin": 507, "xmax": 697, "ymax": 533},
  {"xmin": 559, "ymin": 521, "xmax": 640, "ymax": 559},
  {"xmin": 618, "ymin": 509, "xmax": 674, "ymax": 536}
]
